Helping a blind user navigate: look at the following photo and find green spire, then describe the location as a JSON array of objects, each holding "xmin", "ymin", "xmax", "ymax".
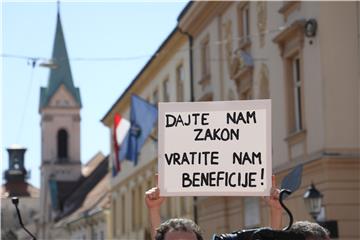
[{"xmin": 40, "ymin": 12, "xmax": 81, "ymax": 110}]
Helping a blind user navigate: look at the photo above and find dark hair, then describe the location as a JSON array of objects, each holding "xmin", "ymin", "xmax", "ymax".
[
  {"xmin": 155, "ymin": 218, "xmax": 203, "ymax": 240},
  {"xmin": 290, "ymin": 221, "xmax": 330, "ymax": 240}
]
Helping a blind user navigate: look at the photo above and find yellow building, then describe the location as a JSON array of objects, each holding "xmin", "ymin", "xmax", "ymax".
[{"xmin": 102, "ymin": 2, "xmax": 359, "ymax": 240}]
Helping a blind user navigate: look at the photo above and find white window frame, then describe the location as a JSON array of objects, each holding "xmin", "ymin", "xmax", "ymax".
[{"xmin": 292, "ymin": 57, "xmax": 302, "ymax": 131}]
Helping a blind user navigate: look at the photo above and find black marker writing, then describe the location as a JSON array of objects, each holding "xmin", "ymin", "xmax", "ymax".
[
  {"xmin": 226, "ymin": 111, "xmax": 257, "ymax": 124},
  {"xmin": 194, "ymin": 128, "xmax": 239, "ymax": 141},
  {"xmin": 166, "ymin": 113, "xmax": 209, "ymax": 127}
]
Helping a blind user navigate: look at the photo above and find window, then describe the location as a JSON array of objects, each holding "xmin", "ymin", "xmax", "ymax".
[
  {"xmin": 113, "ymin": 198, "xmax": 118, "ymax": 236},
  {"xmin": 176, "ymin": 64, "xmax": 184, "ymax": 102},
  {"xmin": 132, "ymin": 188, "xmax": 136, "ymax": 229},
  {"xmin": 137, "ymin": 186, "xmax": 142, "ymax": 229},
  {"xmin": 259, "ymin": 63, "xmax": 270, "ymax": 99},
  {"xmin": 91, "ymin": 228, "xmax": 97, "ymax": 240},
  {"xmin": 201, "ymin": 38, "xmax": 210, "ymax": 78},
  {"xmin": 162, "ymin": 78, "xmax": 170, "ymax": 102},
  {"xmin": 180, "ymin": 197, "xmax": 186, "ymax": 215},
  {"xmin": 121, "ymin": 194, "xmax": 126, "ymax": 234},
  {"xmin": 243, "ymin": 5, "xmax": 250, "ymax": 41},
  {"xmin": 238, "ymin": 2, "xmax": 251, "ymax": 47},
  {"xmin": 283, "ymin": 54, "xmax": 304, "ymax": 134},
  {"xmin": 153, "ymin": 89, "xmax": 159, "ymax": 105},
  {"xmin": 199, "ymin": 37, "xmax": 211, "ymax": 91},
  {"xmin": 273, "ymin": 20, "xmax": 305, "ymax": 136},
  {"xmin": 166, "ymin": 197, "xmax": 172, "ymax": 217},
  {"xmin": 57, "ymin": 129, "xmax": 68, "ymax": 160},
  {"xmin": 292, "ymin": 57, "xmax": 302, "ymax": 131}
]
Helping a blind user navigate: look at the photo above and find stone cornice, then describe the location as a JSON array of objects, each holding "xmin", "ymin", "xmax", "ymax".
[{"xmin": 178, "ymin": 1, "xmax": 233, "ymax": 37}]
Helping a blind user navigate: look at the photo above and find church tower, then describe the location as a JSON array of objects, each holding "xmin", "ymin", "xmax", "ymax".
[{"xmin": 38, "ymin": 11, "xmax": 82, "ymax": 239}]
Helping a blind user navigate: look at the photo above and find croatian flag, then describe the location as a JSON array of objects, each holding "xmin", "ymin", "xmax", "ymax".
[{"xmin": 113, "ymin": 113, "xmax": 130, "ymax": 175}]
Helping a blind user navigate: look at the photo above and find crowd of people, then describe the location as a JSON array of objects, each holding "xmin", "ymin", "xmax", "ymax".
[{"xmin": 144, "ymin": 175, "xmax": 330, "ymax": 240}]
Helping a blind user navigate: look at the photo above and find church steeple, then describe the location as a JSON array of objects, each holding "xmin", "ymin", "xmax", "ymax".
[
  {"xmin": 38, "ymin": 9, "xmax": 82, "ymax": 238},
  {"xmin": 39, "ymin": 12, "xmax": 81, "ymax": 110}
]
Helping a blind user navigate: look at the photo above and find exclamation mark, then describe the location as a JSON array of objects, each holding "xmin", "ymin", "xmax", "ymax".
[{"xmin": 261, "ymin": 168, "xmax": 264, "ymax": 185}]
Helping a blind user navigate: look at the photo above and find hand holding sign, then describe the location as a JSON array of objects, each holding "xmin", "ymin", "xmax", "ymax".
[
  {"xmin": 145, "ymin": 174, "xmax": 165, "ymax": 240},
  {"xmin": 158, "ymin": 100, "xmax": 272, "ymax": 196},
  {"xmin": 145, "ymin": 174, "xmax": 165, "ymax": 210},
  {"xmin": 264, "ymin": 175, "xmax": 282, "ymax": 210}
]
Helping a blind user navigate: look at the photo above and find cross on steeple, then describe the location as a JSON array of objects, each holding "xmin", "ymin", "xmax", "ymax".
[{"xmin": 57, "ymin": 0, "xmax": 60, "ymax": 15}]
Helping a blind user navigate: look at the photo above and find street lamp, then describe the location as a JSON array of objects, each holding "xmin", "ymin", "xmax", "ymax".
[{"xmin": 303, "ymin": 183, "xmax": 323, "ymax": 220}]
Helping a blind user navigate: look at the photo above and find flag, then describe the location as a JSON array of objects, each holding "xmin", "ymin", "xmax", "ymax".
[
  {"xmin": 113, "ymin": 113, "xmax": 130, "ymax": 175},
  {"xmin": 281, "ymin": 164, "xmax": 303, "ymax": 199},
  {"xmin": 119, "ymin": 94, "xmax": 158, "ymax": 165}
]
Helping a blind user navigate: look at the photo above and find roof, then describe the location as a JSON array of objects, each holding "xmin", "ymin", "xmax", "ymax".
[
  {"xmin": 101, "ymin": 2, "xmax": 195, "ymax": 125},
  {"xmin": 176, "ymin": 1, "xmax": 193, "ymax": 22},
  {"xmin": 56, "ymin": 173, "xmax": 110, "ymax": 227},
  {"xmin": 54, "ymin": 155, "xmax": 109, "ymax": 221},
  {"xmin": 101, "ymin": 27, "xmax": 179, "ymax": 124},
  {"xmin": 39, "ymin": 13, "xmax": 81, "ymax": 110},
  {"xmin": 1, "ymin": 182, "xmax": 39, "ymax": 198},
  {"xmin": 81, "ymin": 152, "xmax": 106, "ymax": 177}
]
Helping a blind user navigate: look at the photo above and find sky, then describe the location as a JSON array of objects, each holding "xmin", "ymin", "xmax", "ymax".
[{"xmin": 1, "ymin": 0, "xmax": 189, "ymax": 188}]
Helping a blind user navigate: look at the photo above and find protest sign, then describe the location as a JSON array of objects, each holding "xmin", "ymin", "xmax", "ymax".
[{"xmin": 158, "ymin": 100, "xmax": 271, "ymax": 196}]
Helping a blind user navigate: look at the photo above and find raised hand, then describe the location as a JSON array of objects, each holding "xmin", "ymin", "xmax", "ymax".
[
  {"xmin": 145, "ymin": 174, "xmax": 165, "ymax": 239},
  {"xmin": 264, "ymin": 175, "xmax": 282, "ymax": 210},
  {"xmin": 263, "ymin": 175, "xmax": 283, "ymax": 229},
  {"xmin": 145, "ymin": 174, "xmax": 165, "ymax": 210}
]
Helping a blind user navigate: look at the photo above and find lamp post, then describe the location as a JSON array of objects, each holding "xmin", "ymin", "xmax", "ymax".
[
  {"xmin": 303, "ymin": 183, "xmax": 339, "ymax": 238},
  {"xmin": 303, "ymin": 183, "xmax": 323, "ymax": 221}
]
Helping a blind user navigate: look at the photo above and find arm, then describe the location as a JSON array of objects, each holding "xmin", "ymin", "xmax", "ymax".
[
  {"xmin": 145, "ymin": 176, "xmax": 165, "ymax": 240},
  {"xmin": 265, "ymin": 175, "xmax": 283, "ymax": 230}
]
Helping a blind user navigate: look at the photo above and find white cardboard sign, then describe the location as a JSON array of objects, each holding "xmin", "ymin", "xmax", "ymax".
[{"xmin": 158, "ymin": 100, "xmax": 271, "ymax": 196}]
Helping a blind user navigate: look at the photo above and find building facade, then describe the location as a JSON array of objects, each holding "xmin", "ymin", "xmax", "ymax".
[
  {"xmin": 102, "ymin": 28, "xmax": 193, "ymax": 240},
  {"xmin": 102, "ymin": 2, "xmax": 359, "ymax": 240}
]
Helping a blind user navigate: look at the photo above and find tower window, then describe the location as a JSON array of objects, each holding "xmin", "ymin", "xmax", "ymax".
[{"xmin": 57, "ymin": 129, "xmax": 68, "ymax": 160}]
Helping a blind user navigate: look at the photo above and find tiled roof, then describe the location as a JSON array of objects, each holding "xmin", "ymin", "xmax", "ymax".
[
  {"xmin": 1, "ymin": 181, "xmax": 39, "ymax": 198},
  {"xmin": 54, "ymin": 155, "xmax": 109, "ymax": 221},
  {"xmin": 56, "ymin": 173, "xmax": 110, "ymax": 226}
]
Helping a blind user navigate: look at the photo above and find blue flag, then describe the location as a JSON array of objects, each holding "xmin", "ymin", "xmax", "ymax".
[{"xmin": 119, "ymin": 95, "xmax": 158, "ymax": 165}]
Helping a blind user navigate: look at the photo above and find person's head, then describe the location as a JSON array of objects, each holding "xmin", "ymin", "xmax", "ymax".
[
  {"xmin": 290, "ymin": 221, "xmax": 330, "ymax": 240},
  {"xmin": 155, "ymin": 218, "xmax": 203, "ymax": 240}
]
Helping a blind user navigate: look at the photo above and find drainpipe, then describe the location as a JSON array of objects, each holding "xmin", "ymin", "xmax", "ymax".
[
  {"xmin": 178, "ymin": 27, "xmax": 195, "ymax": 102},
  {"xmin": 177, "ymin": 27, "xmax": 197, "ymax": 224}
]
